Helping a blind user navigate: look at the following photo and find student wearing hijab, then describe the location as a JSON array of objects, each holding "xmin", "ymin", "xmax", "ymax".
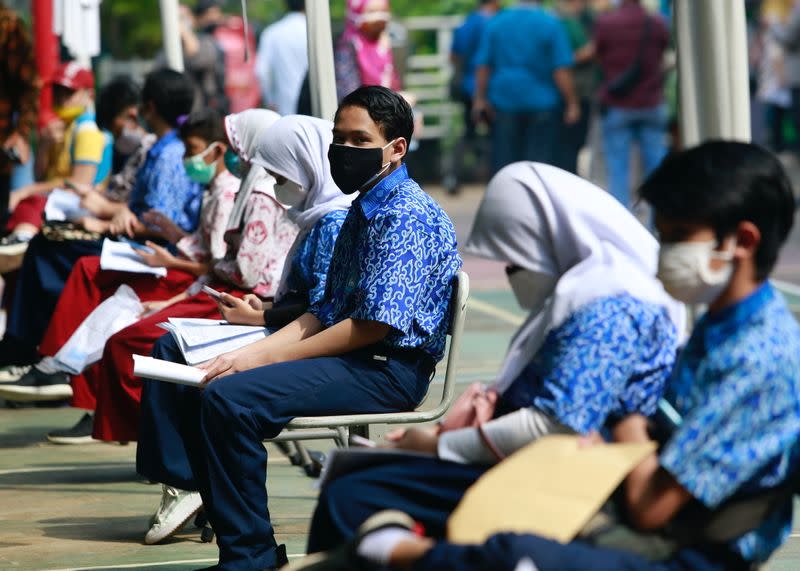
[
  {"xmin": 306, "ymin": 161, "xmax": 685, "ymax": 552},
  {"xmin": 335, "ymin": 0, "xmax": 401, "ymax": 101},
  {"xmin": 136, "ymin": 114, "xmax": 355, "ymax": 548}
]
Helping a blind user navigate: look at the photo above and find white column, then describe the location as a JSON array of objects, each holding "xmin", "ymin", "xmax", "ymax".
[
  {"xmin": 159, "ymin": 0, "xmax": 184, "ymax": 72},
  {"xmin": 306, "ymin": 0, "xmax": 338, "ymax": 121}
]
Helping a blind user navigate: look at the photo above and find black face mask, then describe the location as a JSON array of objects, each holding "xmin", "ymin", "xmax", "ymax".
[{"xmin": 328, "ymin": 142, "xmax": 393, "ymax": 195}]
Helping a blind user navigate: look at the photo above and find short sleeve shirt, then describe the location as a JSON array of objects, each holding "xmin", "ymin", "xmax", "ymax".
[
  {"xmin": 311, "ymin": 165, "xmax": 462, "ymax": 361},
  {"xmin": 659, "ymin": 283, "xmax": 800, "ymax": 563},
  {"xmin": 127, "ymin": 130, "xmax": 203, "ymax": 233},
  {"xmin": 502, "ymin": 294, "xmax": 677, "ymax": 433},
  {"xmin": 474, "ymin": 5, "xmax": 573, "ymax": 112},
  {"xmin": 47, "ymin": 112, "xmax": 112, "ymax": 185},
  {"xmin": 278, "ymin": 209, "xmax": 348, "ymax": 308}
]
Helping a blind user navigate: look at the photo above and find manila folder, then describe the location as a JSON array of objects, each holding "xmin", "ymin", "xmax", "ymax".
[{"xmin": 447, "ymin": 434, "xmax": 656, "ymax": 545}]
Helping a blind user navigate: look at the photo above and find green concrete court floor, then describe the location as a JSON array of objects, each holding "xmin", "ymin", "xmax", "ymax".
[{"xmin": 3, "ymin": 187, "xmax": 800, "ymax": 570}]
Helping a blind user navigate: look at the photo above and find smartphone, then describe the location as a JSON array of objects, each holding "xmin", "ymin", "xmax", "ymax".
[
  {"xmin": 119, "ymin": 237, "xmax": 154, "ymax": 254},
  {"xmin": 202, "ymin": 285, "xmax": 223, "ymax": 300},
  {"xmin": 349, "ymin": 434, "xmax": 377, "ymax": 448}
]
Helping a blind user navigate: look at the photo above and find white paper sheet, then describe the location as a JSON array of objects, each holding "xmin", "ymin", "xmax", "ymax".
[
  {"xmin": 167, "ymin": 317, "xmax": 266, "ymax": 347},
  {"xmin": 157, "ymin": 319, "xmax": 268, "ymax": 366},
  {"xmin": 45, "ymin": 189, "xmax": 91, "ymax": 222},
  {"xmin": 100, "ymin": 239, "xmax": 167, "ymax": 277},
  {"xmin": 132, "ymin": 355, "xmax": 206, "ymax": 386}
]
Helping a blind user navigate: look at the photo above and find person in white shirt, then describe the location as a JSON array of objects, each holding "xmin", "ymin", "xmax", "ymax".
[{"xmin": 255, "ymin": 0, "xmax": 308, "ymax": 115}]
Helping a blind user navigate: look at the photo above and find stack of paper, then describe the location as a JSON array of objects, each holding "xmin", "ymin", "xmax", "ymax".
[
  {"xmin": 45, "ymin": 189, "xmax": 91, "ymax": 222},
  {"xmin": 157, "ymin": 317, "xmax": 268, "ymax": 365},
  {"xmin": 133, "ymin": 355, "xmax": 206, "ymax": 387},
  {"xmin": 99, "ymin": 239, "xmax": 167, "ymax": 277}
]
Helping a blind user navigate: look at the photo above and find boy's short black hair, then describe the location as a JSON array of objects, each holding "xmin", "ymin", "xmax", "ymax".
[
  {"xmin": 640, "ymin": 140, "xmax": 796, "ymax": 281},
  {"xmin": 336, "ymin": 86, "xmax": 414, "ymax": 144},
  {"xmin": 141, "ymin": 69, "xmax": 195, "ymax": 128},
  {"xmin": 178, "ymin": 109, "xmax": 225, "ymax": 144},
  {"xmin": 95, "ymin": 76, "xmax": 140, "ymax": 131},
  {"xmin": 286, "ymin": 0, "xmax": 305, "ymax": 11}
]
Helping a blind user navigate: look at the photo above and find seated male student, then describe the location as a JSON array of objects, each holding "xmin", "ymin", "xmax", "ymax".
[
  {"xmin": 290, "ymin": 141, "xmax": 800, "ymax": 571},
  {"xmin": 135, "ymin": 85, "xmax": 462, "ymax": 571}
]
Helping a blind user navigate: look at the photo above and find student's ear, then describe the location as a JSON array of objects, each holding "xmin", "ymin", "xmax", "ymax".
[
  {"xmin": 733, "ymin": 221, "xmax": 760, "ymax": 261},
  {"xmin": 213, "ymin": 142, "xmax": 226, "ymax": 161},
  {"xmin": 387, "ymin": 137, "xmax": 407, "ymax": 164}
]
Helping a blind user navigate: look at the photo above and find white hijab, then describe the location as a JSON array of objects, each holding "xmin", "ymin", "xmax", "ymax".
[
  {"xmin": 224, "ymin": 109, "xmax": 282, "ymax": 231},
  {"xmin": 251, "ymin": 115, "xmax": 355, "ymax": 232},
  {"xmin": 465, "ymin": 162, "xmax": 686, "ymax": 394}
]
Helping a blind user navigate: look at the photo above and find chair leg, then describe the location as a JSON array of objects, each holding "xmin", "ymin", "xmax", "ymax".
[{"xmin": 335, "ymin": 426, "xmax": 349, "ymax": 448}]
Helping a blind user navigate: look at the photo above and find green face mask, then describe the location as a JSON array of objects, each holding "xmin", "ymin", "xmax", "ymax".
[
  {"xmin": 224, "ymin": 147, "xmax": 242, "ymax": 178},
  {"xmin": 183, "ymin": 143, "xmax": 219, "ymax": 185}
]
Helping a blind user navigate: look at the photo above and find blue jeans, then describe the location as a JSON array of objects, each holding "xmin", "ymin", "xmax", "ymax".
[
  {"xmin": 137, "ymin": 334, "xmax": 434, "ymax": 571},
  {"xmin": 492, "ymin": 108, "xmax": 560, "ymax": 174},
  {"xmin": 600, "ymin": 105, "xmax": 668, "ymax": 208}
]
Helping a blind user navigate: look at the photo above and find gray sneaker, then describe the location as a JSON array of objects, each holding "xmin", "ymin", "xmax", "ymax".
[
  {"xmin": 0, "ymin": 368, "xmax": 71, "ymax": 401},
  {"xmin": 144, "ymin": 485, "xmax": 203, "ymax": 545},
  {"xmin": 0, "ymin": 365, "xmax": 32, "ymax": 383}
]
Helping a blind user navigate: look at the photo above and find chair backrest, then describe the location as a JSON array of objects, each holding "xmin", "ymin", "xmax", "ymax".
[{"xmin": 437, "ymin": 270, "xmax": 470, "ymax": 410}]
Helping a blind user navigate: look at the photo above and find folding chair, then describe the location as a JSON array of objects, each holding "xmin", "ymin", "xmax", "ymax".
[{"xmin": 268, "ymin": 269, "xmax": 470, "ymax": 450}]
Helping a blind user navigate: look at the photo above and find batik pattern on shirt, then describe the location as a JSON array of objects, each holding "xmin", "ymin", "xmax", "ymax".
[
  {"xmin": 502, "ymin": 294, "xmax": 677, "ymax": 433},
  {"xmin": 177, "ymin": 170, "xmax": 240, "ymax": 263},
  {"xmin": 213, "ymin": 188, "xmax": 299, "ymax": 297},
  {"xmin": 312, "ymin": 165, "xmax": 462, "ymax": 361},
  {"xmin": 128, "ymin": 130, "xmax": 203, "ymax": 233},
  {"xmin": 278, "ymin": 209, "xmax": 347, "ymax": 307},
  {"xmin": 659, "ymin": 283, "xmax": 800, "ymax": 563}
]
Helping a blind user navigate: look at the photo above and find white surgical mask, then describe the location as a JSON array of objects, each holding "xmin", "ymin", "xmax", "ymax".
[
  {"xmin": 657, "ymin": 239, "xmax": 736, "ymax": 305},
  {"xmin": 274, "ymin": 179, "xmax": 306, "ymax": 208},
  {"xmin": 506, "ymin": 267, "xmax": 558, "ymax": 310}
]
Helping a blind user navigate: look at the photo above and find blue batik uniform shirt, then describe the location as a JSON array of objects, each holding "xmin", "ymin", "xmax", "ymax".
[
  {"xmin": 312, "ymin": 164, "xmax": 461, "ymax": 361},
  {"xmin": 502, "ymin": 294, "xmax": 677, "ymax": 433},
  {"xmin": 279, "ymin": 210, "xmax": 348, "ymax": 308},
  {"xmin": 660, "ymin": 283, "xmax": 800, "ymax": 563},
  {"xmin": 128, "ymin": 130, "xmax": 203, "ymax": 233}
]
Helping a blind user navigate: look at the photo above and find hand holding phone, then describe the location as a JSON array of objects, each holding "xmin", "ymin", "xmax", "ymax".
[{"xmin": 202, "ymin": 285, "xmax": 223, "ymax": 300}]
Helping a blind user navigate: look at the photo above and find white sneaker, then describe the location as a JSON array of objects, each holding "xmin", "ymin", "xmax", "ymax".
[
  {"xmin": 0, "ymin": 365, "xmax": 31, "ymax": 383},
  {"xmin": 144, "ymin": 485, "xmax": 203, "ymax": 545}
]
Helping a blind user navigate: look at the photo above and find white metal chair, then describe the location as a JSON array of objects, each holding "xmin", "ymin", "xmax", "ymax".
[{"xmin": 267, "ymin": 270, "xmax": 470, "ymax": 450}]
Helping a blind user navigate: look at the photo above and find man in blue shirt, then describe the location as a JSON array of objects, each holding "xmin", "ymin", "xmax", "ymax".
[
  {"xmin": 147, "ymin": 86, "xmax": 461, "ymax": 571},
  {"xmin": 472, "ymin": 0, "xmax": 580, "ymax": 173},
  {"xmin": 289, "ymin": 142, "xmax": 800, "ymax": 571}
]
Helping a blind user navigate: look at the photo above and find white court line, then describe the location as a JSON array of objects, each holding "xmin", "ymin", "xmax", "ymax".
[
  {"xmin": 468, "ymin": 298, "xmax": 524, "ymax": 326},
  {"xmin": 42, "ymin": 554, "xmax": 305, "ymax": 571},
  {"xmin": 0, "ymin": 463, "xmax": 126, "ymax": 476}
]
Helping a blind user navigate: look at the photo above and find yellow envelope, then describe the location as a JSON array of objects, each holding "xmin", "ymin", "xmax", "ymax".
[{"xmin": 447, "ymin": 434, "xmax": 656, "ymax": 545}]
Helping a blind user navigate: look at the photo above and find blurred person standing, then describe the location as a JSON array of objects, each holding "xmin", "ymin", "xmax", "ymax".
[
  {"xmin": 770, "ymin": 0, "xmax": 800, "ymax": 155},
  {"xmin": 593, "ymin": 0, "xmax": 669, "ymax": 208},
  {"xmin": 472, "ymin": 0, "xmax": 580, "ymax": 174},
  {"xmin": 444, "ymin": 0, "xmax": 499, "ymax": 194},
  {"xmin": 334, "ymin": 0, "xmax": 401, "ymax": 101},
  {"xmin": 211, "ymin": 7, "xmax": 260, "ymax": 112},
  {"xmin": 758, "ymin": 1, "xmax": 793, "ymax": 154},
  {"xmin": 556, "ymin": 0, "xmax": 596, "ymax": 175},
  {"xmin": 255, "ymin": 0, "xmax": 308, "ymax": 115},
  {"xmin": 158, "ymin": 2, "xmax": 229, "ymax": 114},
  {"xmin": 0, "ymin": 1, "xmax": 38, "ymax": 229}
]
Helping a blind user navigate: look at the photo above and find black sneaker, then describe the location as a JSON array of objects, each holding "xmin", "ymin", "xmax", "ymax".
[
  {"xmin": 47, "ymin": 412, "xmax": 97, "ymax": 444},
  {"xmin": 0, "ymin": 368, "xmax": 72, "ymax": 402}
]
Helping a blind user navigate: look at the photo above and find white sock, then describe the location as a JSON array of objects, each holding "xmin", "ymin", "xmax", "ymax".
[
  {"xmin": 34, "ymin": 357, "xmax": 62, "ymax": 375},
  {"xmin": 357, "ymin": 527, "xmax": 415, "ymax": 566}
]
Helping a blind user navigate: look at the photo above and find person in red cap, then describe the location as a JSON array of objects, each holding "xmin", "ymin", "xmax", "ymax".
[{"xmin": 0, "ymin": 61, "xmax": 112, "ymax": 259}]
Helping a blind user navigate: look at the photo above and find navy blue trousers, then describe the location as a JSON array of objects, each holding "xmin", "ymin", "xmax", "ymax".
[
  {"xmin": 412, "ymin": 534, "xmax": 735, "ymax": 571},
  {"xmin": 308, "ymin": 456, "xmax": 485, "ymax": 553},
  {"xmin": 6, "ymin": 234, "xmax": 103, "ymax": 351},
  {"xmin": 136, "ymin": 334, "xmax": 434, "ymax": 571},
  {"xmin": 309, "ymin": 458, "xmax": 742, "ymax": 571}
]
